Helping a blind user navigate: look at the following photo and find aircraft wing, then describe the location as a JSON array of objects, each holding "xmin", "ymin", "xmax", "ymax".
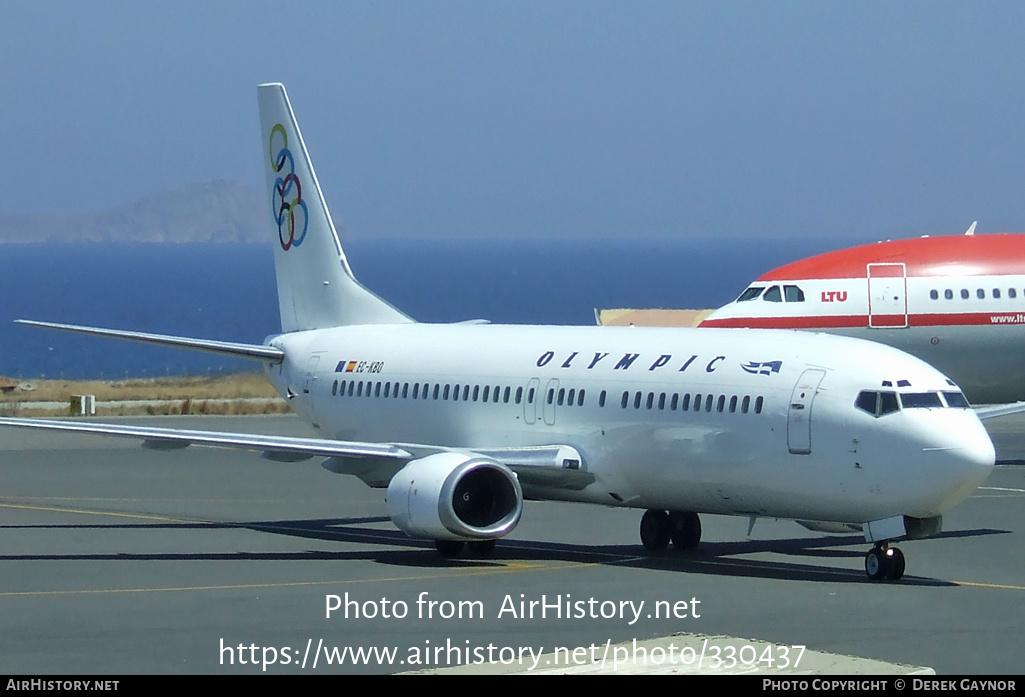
[
  {"xmin": 0, "ymin": 417, "xmax": 408, "ymax": 461},
  {"xmin": 0, "ymin": 418, "xmax": 592, "ymax": 492},
  {"xmin": 974, "ymin": 401, "xmax": 1025, "ymax": 420}
]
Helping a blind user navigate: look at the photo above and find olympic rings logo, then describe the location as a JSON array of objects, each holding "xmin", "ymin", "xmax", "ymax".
[{"xmin": 269, "ymin": 123, "xmax": 309, "ymax": 250}]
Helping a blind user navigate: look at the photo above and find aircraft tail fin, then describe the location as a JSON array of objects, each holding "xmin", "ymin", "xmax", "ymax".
[{"xmin": 257, "ymin": 83, "xmax": 413, "ymax": 331}]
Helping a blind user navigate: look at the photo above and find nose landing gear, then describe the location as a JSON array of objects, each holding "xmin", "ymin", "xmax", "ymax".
[{"xmin": 865, "ymin": 543, "xmax": 905, "ymax": 581}]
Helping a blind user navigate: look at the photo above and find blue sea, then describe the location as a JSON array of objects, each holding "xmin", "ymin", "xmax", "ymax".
[{"xmin": 0, "ymin": 237, "xmax": 840, "ymax": 379}]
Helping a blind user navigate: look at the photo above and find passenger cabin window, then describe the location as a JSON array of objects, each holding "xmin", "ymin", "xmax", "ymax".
[{"xmin": 737, "ymin": 286, "xmax": 764, "ymax": 302}]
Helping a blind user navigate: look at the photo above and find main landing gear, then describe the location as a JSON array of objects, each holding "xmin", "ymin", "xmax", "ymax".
[
  {"xmin": 435, "ymin": 539, "xmax": 497, "ymax": 559},
  {"xmin": 865, "ymin": 543, "xmax": 905, "ymax": 581},
  {"xmin": 639, "ymin": 509, "xmax": 701, "ymax": 551}
]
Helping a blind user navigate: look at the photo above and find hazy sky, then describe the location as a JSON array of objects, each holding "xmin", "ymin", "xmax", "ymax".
[{"xmin": 4, "ymin": 2, "xmax": 1025, "ymax": 241}]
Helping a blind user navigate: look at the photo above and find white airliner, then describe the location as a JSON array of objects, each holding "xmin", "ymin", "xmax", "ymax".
[
  {"xmin": 1, "ymin": 84, "xmax": 998, "ymax": 581},
  {"xmin": 701, "ymin": 229, "xmax": 1025, "ymax": 403}
]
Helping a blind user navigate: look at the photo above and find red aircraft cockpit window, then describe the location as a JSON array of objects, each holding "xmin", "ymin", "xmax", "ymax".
[
  {"xmin": 737, "ymin": 286, "xmax": 764, "ymax": 302},
  {"xmin": 763, "ymin": 285, "xmax": 783, "ymax": 302},
  {"xmin": 784, "ymin": 285, "xmax": 805, "ymax": 302}
]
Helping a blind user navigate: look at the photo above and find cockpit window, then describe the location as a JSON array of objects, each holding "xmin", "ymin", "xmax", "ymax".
[
  {"xmin": 899, "ymin": 392, "xmax": 943, "ymax": 409},
  {"xmin": 855, "ymin": 390, "xmax": 899, "ymax": 416},
  {"xmin": 763, "ymin": 285, "xmax": 782, "ymax": 302},
  {"xmin": 737, "ymin": 286, "xmax": 764, "ymax": 302},
  {"xmin": 855, "ymin": 391, "xmax": 877, "ymax": 415},
  {"xmin": 784, "ymin": 285, "xmax": 805, "ymax": 302},
  {"xmin": 879, "ymin": 392, "xmax": 899, "ymax": 415},
  {"xmin": 942, "ymin": 391, "xmax": 970, "ymax": 408},
  {"xmin": 856, "ymin": 389, "xmax": 964, "ymax": 416}
]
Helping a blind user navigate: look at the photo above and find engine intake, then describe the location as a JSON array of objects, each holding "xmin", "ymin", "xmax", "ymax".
[{"xmin": 386, "ymin": 453, "xmax": 522, "ymax": 541}]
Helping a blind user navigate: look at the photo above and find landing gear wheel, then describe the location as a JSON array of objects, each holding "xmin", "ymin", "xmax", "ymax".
[
  {"xmin": 889, "ymin": 547, "xmax": 905, "ymax": 580},
  {"xmin": 640, "ymin": 509, "xmax": 671, "ymax": 551},
  {"xmin": 865, "ymin": 547, "xmax": 886, "ymax": 580},
  {"xmin": 865, "ymin": 545, "xmax": 905, "ymax": 581},
  {"xmin": 468, "ymin": 540, "xmax": 497, "ymax": 558},
  {"xmin": 668, "ymin": 511, "xmax": 702, "ymax": 550},
  {"xmin": 435, "ymin": 540, "xmax": 466, "ymax": 558}
]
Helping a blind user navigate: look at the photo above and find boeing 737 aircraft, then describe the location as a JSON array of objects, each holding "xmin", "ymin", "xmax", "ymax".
[
  {"xmin": 1, "ymin": 84, "xmax": 998, "ymax": 581},
  {"xmin": 701, "ymin": 230, "xmax": 1025, "ymax": 403}
]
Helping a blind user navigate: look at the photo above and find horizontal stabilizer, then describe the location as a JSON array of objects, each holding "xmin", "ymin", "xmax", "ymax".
[{"xmin": 16, "ymin": 320, "xmax": 284, "ymax": 362}]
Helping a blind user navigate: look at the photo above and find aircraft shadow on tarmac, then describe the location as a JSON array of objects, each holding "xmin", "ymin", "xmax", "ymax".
[{"xmin": 0, "ymin": 514, "xmax": 1010, "ymax": 586}]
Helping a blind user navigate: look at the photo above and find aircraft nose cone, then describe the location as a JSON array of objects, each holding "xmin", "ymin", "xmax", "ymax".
[
  {"xmin": 949, "ymin": 413, "xmax": 995, "ymax": 466},
  {"xmin": 963, "ymin": 431, "xmax": 996, "ymax": 474},
  {"xmin": 963, "ymin": 414, "xmax": 996, "ymax": 466},
  {"xmin": 912, "ymin": 414, "xmax": 995, "ymax": 517},
  {"xmin": 940, "ymin": 419, "xmax": 996, "ymax": 496}
]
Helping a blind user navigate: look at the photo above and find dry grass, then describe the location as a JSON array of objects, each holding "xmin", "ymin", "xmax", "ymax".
[
  {"xmin": 0, "ymin": 372, "xmax": 290, "ymax": 417},
  {"xmin": 0, "ymin": 372, "xmax": 279, "ymax": 402},
  {"xmin": 102, "ymin": 400, "xmax": 292, "ymax": 417}
]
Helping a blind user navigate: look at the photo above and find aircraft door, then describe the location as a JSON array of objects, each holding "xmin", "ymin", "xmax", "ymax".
[
  {"xmin": 523, "ymin": 378, "xmax": 540, "ymax": 425},
  {"xmin": 302, "ymin": 354, "xmax": 323, "ymax": 426},
  {"xmin": 867, "ymin": 263, "xmax": 908, "ymax": 328},
  {"xmin": 303, "ymin": 355, "xmax": 321, "ymax": 394},
  {"xmin": 787, "ymin": 369, "xmax": 826, "ymax": 455},
  {"xmin": 543, "ymin": 378, "xmax": 559, "ymax": 426}
]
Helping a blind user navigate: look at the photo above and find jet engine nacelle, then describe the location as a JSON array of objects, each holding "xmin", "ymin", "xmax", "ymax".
[{"xmin": 386, "ymin": 453, "xmax": 523, "ymax": 541}]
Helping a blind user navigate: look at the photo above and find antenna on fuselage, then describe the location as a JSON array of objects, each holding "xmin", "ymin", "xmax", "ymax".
[{"xmin": 964, "ymin": 221, "xmax": 978, "ymax": 236}]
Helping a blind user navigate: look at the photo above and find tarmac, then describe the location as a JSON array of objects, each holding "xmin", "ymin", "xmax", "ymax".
[{"xmin": 0, "ymin": 413, "xmax": 1023, "ymax": 675}]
